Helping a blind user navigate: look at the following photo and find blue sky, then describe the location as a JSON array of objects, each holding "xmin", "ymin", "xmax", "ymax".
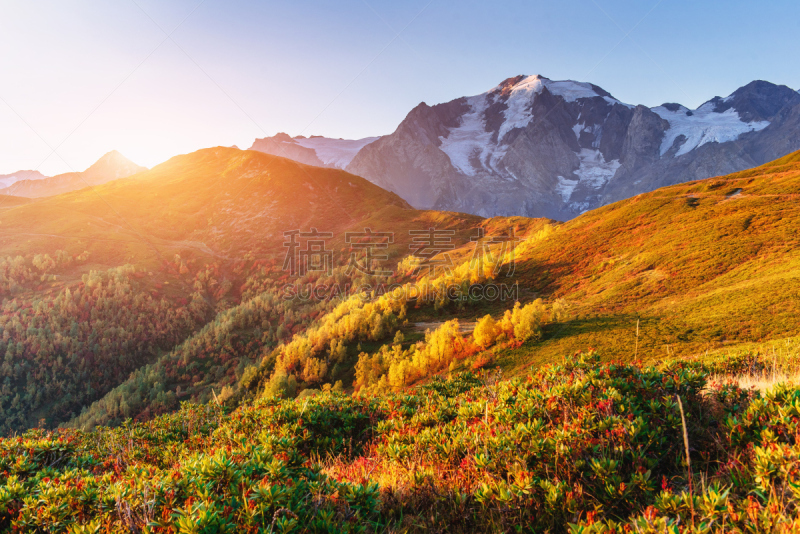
[{"xmin": 1, "ymin": 0, "xmax": 799, "ymax": 175}]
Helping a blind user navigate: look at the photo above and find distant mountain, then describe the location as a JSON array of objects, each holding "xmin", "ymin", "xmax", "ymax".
[
  {"xmin": 336, "ymin": 75, "xmax": 800, "ymax": 220},
  {"xmin": 0, "ymin": 150, "xmax": 146, "ymax": 198},
  {"xmin": 0, "ymin": 169, "xmax": 48, "ymax": 189},
  {"xmin": 249, "ymin": 133, "xmax": 379, "ymax": 169}
]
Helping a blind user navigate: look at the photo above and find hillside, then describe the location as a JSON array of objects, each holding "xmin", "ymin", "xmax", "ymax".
[
  {"xmin": 0, "ymin": 194, "xmax": 31, "ymax": 209},
  {"xmin": 0, "ymin": 147, "xmax": 414, "ymax": 271},
  {"xmin": 0, "ymin": 151, "xmax": 146, "ymax": 198},
  {"xmin": 0, "ymin": 146, "xmax": 493, "ymax": 433},
  {"xmin": 2, "ymin": 147, "xmax": 800, "ymax": 534},
  {"xmin": 219, "ymin": 149, "xmax": 800, "ymax": 405},
  {"xmin": 496, "ymin": 149, "xmax": 800, "ymax": 370},
  {"xmin": 2, "ymin": 144, "xmax": 799, "ymax": 438},
  {"xmin": 7, "ymin": 349, "xmax": 800, "ymax": 532},
  {"xmin": 68, "ymin": 150, "xmax": 800, "ymax": 433}
]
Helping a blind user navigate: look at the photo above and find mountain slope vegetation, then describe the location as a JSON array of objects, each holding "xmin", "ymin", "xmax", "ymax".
[
  {"xmin": 71, "ymin": 150, "xmax": 800, "ymax": 432},
  {"xmin": 0, "ymin": 147, "xmax": 490, "ymax": 433},
  {"xmin": 5, "ymin": 351, "xmax": 800, "ymax": 532}
]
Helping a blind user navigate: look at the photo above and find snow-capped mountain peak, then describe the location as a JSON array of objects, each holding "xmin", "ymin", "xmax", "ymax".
[
  {"xmin": 244, "ymin": 76, "xmax": 800, "ymax": 222},
  {"xmin": 345, "ymin": 76, "xmax": 800, "ymax": 220},
  {"xmin": 486, "ymin": 75, "xmax": 625, "ymax": 143},
  {"xmin": 435, "ymin": 75, "xmax": 629, "ymax": 187},
  {"xmin": 490, "ymin": 74, "xmax": 619, "ymax": 103}
]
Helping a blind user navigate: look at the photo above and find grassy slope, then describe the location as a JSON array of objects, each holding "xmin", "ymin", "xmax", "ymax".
[
  {"xmin": 5, "ymin": 145, "xmax": 800, "ymax": 431},
  {"xmin": 0, "ymin": 147, "xmax": 528, "ymax": 430},
  {"xmin": 116, "ymin": 147, "xmax": 799, "ymax": 402},
  {"xmin": 492, "ymin": 150, "xmax": 800, "ymax": 373},
  {"xmin": 8, "ymin": 354, "xmax": 800, "ymax": 533},
  {"xmin": 4, "ymin": 150, "xmax": 800, "ymax": 533}
]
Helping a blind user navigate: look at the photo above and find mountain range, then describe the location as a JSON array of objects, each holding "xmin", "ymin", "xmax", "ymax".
[
  {"xmin": 1, "ymin": 74, "xmax": 800, "ymax": 434},
  {"xmin": 6, "ymin": 142, "xmax": 800, "ymax": 534},
  {"xmin": 251, "ymin": 75, "xmax": 800, "ymax": 220},
  {"xmin": 0, "ymin": 169, "xmax": 47, "ymax": 189},
  {"xmin": 0, "ymin": 150, "xmax": 146, "ymax": 198}
]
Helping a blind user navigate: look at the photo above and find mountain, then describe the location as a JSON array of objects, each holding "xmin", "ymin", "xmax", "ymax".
[
  {"xmin": 0, "ymin": 146, "xmax": 495, "ymax": 433},
  {"xmin": 341, "ymin": 75, "xmax": 800, "ymax": 219},
  {"xmin": 501, "ymin": 149, "xmax": 800, "ymax": 366},
  {"xmin": 0, "ymin": 150, "xmax": 147, "ymax": 198},
  {"xmin": 249, "ymin": 133, "xmax": 379, "ymax": 169},
  {"xmin": 0, "ymin": 146, "xmax": 434, "ymax": 287},
  {"xmin": 0, "ymin": 169, "xmax": 48, "ymax": 189},
  {"xmin": 253, "ymin": 147, "xmax": 800, "ymax": 385}
]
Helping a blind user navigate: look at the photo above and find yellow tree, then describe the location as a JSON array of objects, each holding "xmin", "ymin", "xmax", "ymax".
[{"xmin": 473, "ymin": 314, "xmax": 499, "ymax": 349}]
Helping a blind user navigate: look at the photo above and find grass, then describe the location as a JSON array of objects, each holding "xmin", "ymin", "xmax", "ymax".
[
  {"xmin": 719, "ymin": 370, "xmax": 800, "ymax": 394},
  {"xmin": 700, "ymin": 337, "xmax": 800, "ymax": 394},
  {"xmin": 7, "ymin": 352, "xmax": 800, "ymax": 532},
  {"xmin": 469, "ymin": 152, "xmax": 800, "ymax": 373}
]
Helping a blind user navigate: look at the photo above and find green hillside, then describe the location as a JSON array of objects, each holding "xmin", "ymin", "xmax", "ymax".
[
  {"xmin": 498, "ymin": 150, "xmax": 800, "ymax": 370},
  {"xmin": 203, "ymin": 150, "xmax": 800, "ymax": 409}
]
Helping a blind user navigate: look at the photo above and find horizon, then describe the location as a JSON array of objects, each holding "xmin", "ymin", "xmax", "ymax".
[{"xmin": 2, "ymin": 0, "xmax": 800, "ymax": 176}]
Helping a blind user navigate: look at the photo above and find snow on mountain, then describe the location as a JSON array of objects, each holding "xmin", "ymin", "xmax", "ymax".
[
  {"xmin": 652, "ymin": 103, "xmax": 770, "ymax": 156},
  {"xmin": 492, "ymin": 75, "xmax": 624, "ymax": 143},
  {"xmin": 249, "ymin": 134, "xmax": 378, "ymax": 170},
  {"xmin": 555, "ymin": 176, "xmax": 579, "ymax": 202},
  {"xmin": 439, "ymin": 75, "xmax": 626, "ymax": 179},
  {"xmin": 494, "ymin": 75, "xmax": 544, "ymax": 141},
  {"xmin": 438, "ymin": 95, "xmax": 494, "ymax": 176},
  {"xmin": 293, "ymin": 136, "xmax": 379, "ymax": 168},
  {"xmin": 575, "ymin": 149, "xmax": 621, "ymax": 188},
  {"xmin": 300, "ymin": 76, "xmax": 800, "ymax": 221},
  {"xmin": 555, "ymin": 150, "xmax": 621, "ymax": 211}
]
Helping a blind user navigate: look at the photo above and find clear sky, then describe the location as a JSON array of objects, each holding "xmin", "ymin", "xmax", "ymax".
[{"xmin": 1, "ymin": 0, "xmax": 799, "ymax": 176}]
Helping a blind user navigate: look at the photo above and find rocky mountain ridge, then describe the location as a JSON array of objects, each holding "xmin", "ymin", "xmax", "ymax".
[
  {"xmin": 346, "ymin": 75, "xmax": 800, "ymax": 219},
  {"xmin": 249, "ymin": 133, "xmax": 378, "ymax": 170},
  {"xmin": 253, "ymin": 75, "xmax": 800, "ymax": 220}
]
